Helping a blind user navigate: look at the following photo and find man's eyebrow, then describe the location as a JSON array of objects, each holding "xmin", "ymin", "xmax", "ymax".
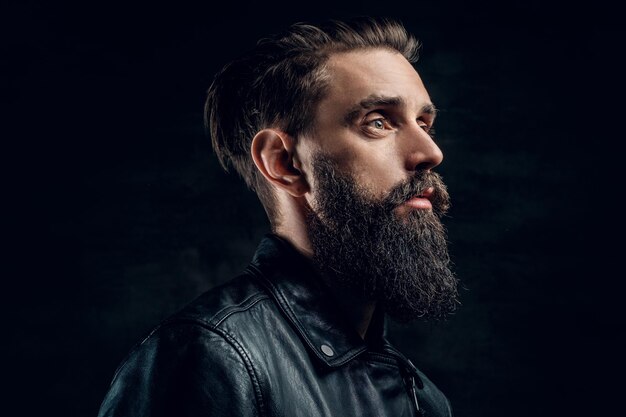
[
  {"xmin": 343, "ymin": 95, "xmax": 404, "ymax": 124},
  {"xmin": 421, "ymin": 103, "xmax": 438, "ymax": 116},
  {"xmin": 343, "ymin": 94, "xmax": 438, "ymax": 125}
]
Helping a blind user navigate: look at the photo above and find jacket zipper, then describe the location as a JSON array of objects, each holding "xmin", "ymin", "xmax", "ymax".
[{"xmin": 404, "ymin": 373, "xmax": 422, "ymax": 416}]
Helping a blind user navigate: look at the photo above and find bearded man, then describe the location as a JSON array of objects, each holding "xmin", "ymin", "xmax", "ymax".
[{"xmin": 98, "ymin": 17, "xmax": 459, "ymax": 417}]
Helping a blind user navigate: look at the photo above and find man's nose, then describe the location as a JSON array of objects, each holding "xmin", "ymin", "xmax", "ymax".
[{"xmin": 403, "ymin": 125, "xmax": 444, "ymax": 172}]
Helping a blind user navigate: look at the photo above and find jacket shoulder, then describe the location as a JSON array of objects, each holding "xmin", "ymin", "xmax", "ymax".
[
  {"xmin": 98, "ymin": 273, "xmax": 270, "ymax": 417},
  {"xmin": 171, "ymin": 271, "xmax": 271, "ymax": 327}
]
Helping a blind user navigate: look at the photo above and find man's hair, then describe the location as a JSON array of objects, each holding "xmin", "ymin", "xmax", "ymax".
[{"xmin": 204, "ymin": 17, "xmax": 420, "ymax": 227}]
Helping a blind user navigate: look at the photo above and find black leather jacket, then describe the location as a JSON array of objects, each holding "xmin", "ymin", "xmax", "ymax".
[{"xmin": 98, "ymin": 234, "xmax": 453, "ymax": 416}]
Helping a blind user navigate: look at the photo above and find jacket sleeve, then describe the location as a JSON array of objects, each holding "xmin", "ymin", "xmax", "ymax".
[{"xmin": 98, "ymin": 321, "xmax": 263, "ymax": 417}]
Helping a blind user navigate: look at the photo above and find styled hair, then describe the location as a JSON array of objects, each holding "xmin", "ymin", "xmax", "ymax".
[{"xmin": 204, "ymin": 17, "xmax": 420, "ymax": 226}]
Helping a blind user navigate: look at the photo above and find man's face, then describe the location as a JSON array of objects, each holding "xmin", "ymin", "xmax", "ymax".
[
  {"xmin": 297, "ymin": 48, "xmax": 459, "ymax": 321},
  {"xmin": 298, "ymin": 48, "xmax": 443, "ymax": 207}
]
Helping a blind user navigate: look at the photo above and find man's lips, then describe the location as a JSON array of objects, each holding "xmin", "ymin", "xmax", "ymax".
[{"xmin": 403, "ymin": 187, "xmax": 434, "ymax": 210}]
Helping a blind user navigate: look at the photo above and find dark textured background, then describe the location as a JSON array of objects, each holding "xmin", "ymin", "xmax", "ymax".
[{"xmin": 4, "ymin": 0, "xmax": 621, "ymax": 416}]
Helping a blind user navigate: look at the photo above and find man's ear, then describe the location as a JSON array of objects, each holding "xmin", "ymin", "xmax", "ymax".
[{"xmin": 251, "ymin": 129, "xmax": 309, "ymax": 197}]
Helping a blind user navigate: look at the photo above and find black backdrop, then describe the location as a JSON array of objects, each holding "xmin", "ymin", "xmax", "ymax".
[{"xmin": 4, "ymin": 0, "xmax": 622, "ymax": 416}]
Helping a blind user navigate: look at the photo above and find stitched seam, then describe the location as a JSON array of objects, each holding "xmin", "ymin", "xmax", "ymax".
[
  {"xmin": 208, "ymin": 292, "xmax": 268, "ymax": 325},
  {"xmin": 164, "ymin": 319, "xmax": 267, "ymax": 417},
  {"xmin": 211, "ymin": 327, "xmax": 266, "ymax": 417},
  {"xmin": 213, "ymin": 295, "xmax": 271, "ymax": 327}
]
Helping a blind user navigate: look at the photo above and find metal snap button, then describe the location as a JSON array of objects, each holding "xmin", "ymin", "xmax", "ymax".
[{"xmin": 320, "ymin": 344, "xmax": 334, "ymax": 357}]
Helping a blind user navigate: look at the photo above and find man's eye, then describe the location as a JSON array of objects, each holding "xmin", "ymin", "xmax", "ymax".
[
  {"xmin": 419, "ymin": 122, "xmax": 435, "ymax": 138},
  {"xmin": 367, "ymin": 118, "xmax": 387, "ymax": 129}
]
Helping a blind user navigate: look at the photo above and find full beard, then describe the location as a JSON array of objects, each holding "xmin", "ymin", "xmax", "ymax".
[{"xmin": 307, "ymin": 155, "xmax": 459, "ymax": 323}]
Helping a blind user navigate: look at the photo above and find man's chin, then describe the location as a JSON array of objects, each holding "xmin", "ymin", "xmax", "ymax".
[{"xmin": 308, "ymin": 154, "xmax": 459, "ymax": 321}]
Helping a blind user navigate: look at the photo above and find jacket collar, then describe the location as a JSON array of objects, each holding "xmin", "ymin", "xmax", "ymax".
[{"xmin": 247, "ymin": 233, "xmax": 390, "ymax": 368}]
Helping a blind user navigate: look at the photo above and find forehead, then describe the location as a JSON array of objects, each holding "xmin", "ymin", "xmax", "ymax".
[{"xmin": 322, "ymin": 48, "xmax": 430, "ymax": 111}]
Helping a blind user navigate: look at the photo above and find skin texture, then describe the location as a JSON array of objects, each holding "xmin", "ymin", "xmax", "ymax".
[{"xmin": 250, "ymin": 48, "xmax": 444, "ymax": 338}]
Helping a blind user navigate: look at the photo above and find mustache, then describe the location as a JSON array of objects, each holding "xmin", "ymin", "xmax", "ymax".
[{"xmin": 382, "ymin": 171, "xmax": 451, "ymax": 216}]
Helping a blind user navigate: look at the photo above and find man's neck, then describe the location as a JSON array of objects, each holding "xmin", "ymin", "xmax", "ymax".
[
  {"xmin": 274, "ymin": 230, "xmax": 377, "ymax": 340},
  {"xmin": 342, "ymin": 295, "xmax": 377, "ymax": 340}
]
